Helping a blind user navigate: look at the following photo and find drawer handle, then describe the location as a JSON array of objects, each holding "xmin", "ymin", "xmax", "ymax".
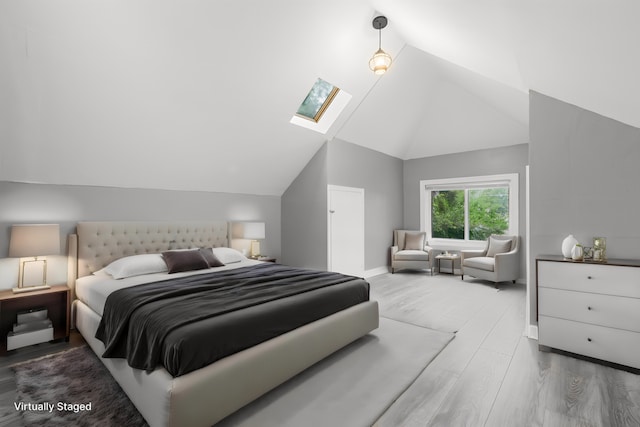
[
  {"xmin": 587, "ymin": 276, "xmax": 593, "ymax": 279},
  {"xmin": 587, "ymin": 338, "xmax": 592, "ymax": 342},
  {"xmin": 587, "ymin": 306, "xmax": 592, "ymax": 311}
]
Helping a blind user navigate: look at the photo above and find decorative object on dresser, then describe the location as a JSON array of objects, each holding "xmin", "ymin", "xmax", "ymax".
[
  {"xmin": 9, "ymin": 224, "xmax": 60, "ymax": 293},
  {"xmin": 571, "ymin": 243, "xmax": 584, "ymax": 261},
  {"xmin": 561, "ymin": 234, "xmax": 579, "ymax": 258},
  {"xmin": 0, "ymin": 285, "xmax": 70, "ymax": 355},
  {"xmin": 592, "ymin": 237, "xmax": 607, "ymax": 261},
  {"xmin": 537, "ymin": 256, "xmax": 640, "ymax": 372}
]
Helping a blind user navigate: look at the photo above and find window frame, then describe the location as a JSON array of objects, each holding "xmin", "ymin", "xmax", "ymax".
[
  {"xmin": 420, "ymin": 173, "xmax": 519, "ymax": 249},
  {"xmin": 295, "ymin": 79, "xmax": 340, "ymax": 123}
]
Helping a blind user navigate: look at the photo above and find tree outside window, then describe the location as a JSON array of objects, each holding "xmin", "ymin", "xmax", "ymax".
[{"xmin": 431, "ymin": 187, "xmax": 508, "ymax": 241}]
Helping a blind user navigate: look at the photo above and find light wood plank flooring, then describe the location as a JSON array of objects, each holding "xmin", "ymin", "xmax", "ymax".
[
  {"xmin": 371, "ymin": 272, "xmax": 640, "ymax": 427},
  {"xmin": 0, "ymin": 273, "xmax": 638, "ymax": 427}
]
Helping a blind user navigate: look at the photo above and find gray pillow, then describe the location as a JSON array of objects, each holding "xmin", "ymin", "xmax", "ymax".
[
  {"xmin": 404, "ymin": 232, "xmax": 426, "ymax": 250},
  {"xmin": 198, "ymin": 247, "xmax": 224, "ymax": 268},
  {"xmin": 162, "ymin": 249, "xmax": 210, "ymax": 274},
  {"xmin": 486, "ymin": 237, "xmax": 512, "ymax": 257}
]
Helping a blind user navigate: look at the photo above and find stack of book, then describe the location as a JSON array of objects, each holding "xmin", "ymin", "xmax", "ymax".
[{"xmin": 7, "ymin": 308, "xmax": 54, "ymax": 351}]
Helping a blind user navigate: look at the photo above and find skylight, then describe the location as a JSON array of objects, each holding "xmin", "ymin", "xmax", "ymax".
[
  {"xmin": 295, "ymin": 78, "xmax": 339, "ymax": 123},
  {"xmin": 290, "ymin": 78, "xmax": 352, "ymax": 135}
]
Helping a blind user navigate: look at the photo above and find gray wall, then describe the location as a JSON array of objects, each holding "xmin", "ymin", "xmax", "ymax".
[
  {"xmin": 281, "ymin": 139, "xmax": 404, "ymax": 273},
  {"xmin": 529, "ymin": 91, "xmax": 640, "ymax": 323},
  {"xmin": 327, "ymin": 139, "xmax": 404, "ymax": 271},
  {"xmin": 0, "ymin": 181, "xmax": 280, "ymax": 289},
  {"xmin": 281, "ymin": 143, "xmax": 328, "ymax": 270},
  {"xmin": 403, "ymin": 144, "xmax": 529, "ymax": 278}
]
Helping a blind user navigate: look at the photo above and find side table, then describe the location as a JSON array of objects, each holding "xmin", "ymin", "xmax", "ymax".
[
  {"xmin": 0, "ymin": 285, "xmax": 70, "ymax": 355},
  {"xmin": 435, "ymin": 253, "xmax": 460, "ymax": 275}
]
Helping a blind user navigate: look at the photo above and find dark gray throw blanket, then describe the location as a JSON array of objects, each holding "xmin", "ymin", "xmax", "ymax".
[{"xmin": 95, "ymin": 263, "xmax": 369, "ymax": 376}]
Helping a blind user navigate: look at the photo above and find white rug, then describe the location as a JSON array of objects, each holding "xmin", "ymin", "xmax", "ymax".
[{"xmin": 217, "ymin": 317, "xmax": 454, "ymax": 427}]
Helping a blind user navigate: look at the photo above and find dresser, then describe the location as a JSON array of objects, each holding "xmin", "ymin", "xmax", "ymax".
[{"xmin": 537, "ymin": 256, "xmax": 640, "ymax": 371}]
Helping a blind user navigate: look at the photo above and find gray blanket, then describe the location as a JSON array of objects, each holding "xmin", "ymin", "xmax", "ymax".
[{"xmin": 95, "ymin": 263, "xmax": 370, "ymax": 376}]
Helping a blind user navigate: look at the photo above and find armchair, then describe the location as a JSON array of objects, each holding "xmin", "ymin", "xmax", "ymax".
[
  {"xmin": 461, "ymin": 235, "xmax": 519, "ymax": 286},
  {"xmin": 391, "ymin": 230, "xmax": 434, "ymax": 274}
]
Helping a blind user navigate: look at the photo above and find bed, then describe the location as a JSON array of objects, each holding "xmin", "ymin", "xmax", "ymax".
[{"xmin": 68, "ymin": 221, "xmax": 379, "ymax": 427}]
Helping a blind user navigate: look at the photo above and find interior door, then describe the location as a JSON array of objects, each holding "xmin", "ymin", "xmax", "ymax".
[{"xmin": 328, "ymin": 185, "xmax": 365, "ymax": 277}]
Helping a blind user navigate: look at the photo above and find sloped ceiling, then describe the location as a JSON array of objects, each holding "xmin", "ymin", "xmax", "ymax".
[{"xmin": 1, "ymin": 1, "xmax": 638, "ymax": 196}]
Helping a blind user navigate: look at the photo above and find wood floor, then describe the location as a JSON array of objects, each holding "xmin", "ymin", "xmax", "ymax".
[
  {"xmin": 0, "ymin": 273, "xmax": 638, "ymax": 426},
  {"xmin": 370, "ymin": 272, "xmax": 640, "ymax": 427}
]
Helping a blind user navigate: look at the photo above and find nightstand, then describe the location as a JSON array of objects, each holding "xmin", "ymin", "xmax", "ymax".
[
  {"xmin": 256, "ymin": 256, "xmax": 277, "ymax": 263},
  {"xmin": 0, "ymin": 285, "xmax": 70, "ymax": 355}
]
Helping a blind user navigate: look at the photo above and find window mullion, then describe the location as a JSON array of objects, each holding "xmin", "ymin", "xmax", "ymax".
[{"xmin": 464, "ymin": 189, "xmax": 469, "ymax": 241}]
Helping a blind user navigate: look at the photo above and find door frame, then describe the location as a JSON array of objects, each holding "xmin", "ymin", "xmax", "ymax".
[{"xmin": 327, "ymin": 185, "xmax": 365, "ymax": 275}]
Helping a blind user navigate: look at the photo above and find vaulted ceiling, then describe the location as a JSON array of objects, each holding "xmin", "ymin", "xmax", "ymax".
[{"xmin": 1, "ymin": 1, "xmax": 638, "ymax": 196}]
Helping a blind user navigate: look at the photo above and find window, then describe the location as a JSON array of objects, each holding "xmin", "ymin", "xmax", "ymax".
[
  {"xmin": 421, "ymin": 174, "xmax": 518, "ymax": 245},
  {"xmin": 289, "ymin": 78, "xmax": 352, "ymax": 135},
  {"xmin": 295, "ymin": 78, "xmax": 339, "ymax": 123}
]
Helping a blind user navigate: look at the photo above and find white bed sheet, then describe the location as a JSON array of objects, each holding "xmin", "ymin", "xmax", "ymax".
[{"xmin": 76, "ymin": 258, "xmax": 262, "ymax": 316}]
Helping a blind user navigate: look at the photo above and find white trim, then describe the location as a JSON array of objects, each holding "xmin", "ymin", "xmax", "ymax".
[
  {"xmin": 364, "ymin": 266, "xmax": 389, "ymax": 278},
  {"xmin": 528, "ymin": 325, "xmax": 539, "ymax": 340},
  {"xmin": 420, "ymin": 173, "xmax": 519, "ymax": 244},
  {"xmin": 525, "ymin": 165, "xmax": 533, "ymax": 339}
]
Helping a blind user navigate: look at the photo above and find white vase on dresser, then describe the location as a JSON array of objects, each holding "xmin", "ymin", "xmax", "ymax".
[
  {"xmin": 561, "ymin": 235, "xmax": 579, "ymax": 258},
  {"xmin": 537, "ymin": 256, "xmax": 640, "ymax": 371}
]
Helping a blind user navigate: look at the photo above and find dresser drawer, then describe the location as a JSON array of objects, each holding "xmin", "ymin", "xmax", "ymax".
[
  {"xmin": 538, "ymin": 261, "xmax": 640, "ymax": 298},
  {"xmin": 539, "ymin": 287, "xmax": 640, "ymax": 332},
  {"xmin": 539, "ymin": 316, "xmax": 640, "ymax": 369}
]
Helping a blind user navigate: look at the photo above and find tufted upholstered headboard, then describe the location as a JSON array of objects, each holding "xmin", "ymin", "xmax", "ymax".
[{"xmin": 67, "ymin": 221, "xmax": 229, "ymax": 299}]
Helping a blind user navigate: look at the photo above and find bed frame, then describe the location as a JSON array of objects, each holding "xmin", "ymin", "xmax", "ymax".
[{"xmin": 68, "ymin": 221, "xmax": 379, "ymax": 427}]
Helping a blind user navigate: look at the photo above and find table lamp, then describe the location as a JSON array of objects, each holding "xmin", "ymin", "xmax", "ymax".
[
  {"xmin": 9, "ymin": 224, "xmax": 61, "ymax": 293},
  {"xmin": 242, "ymin": 222, "xmax": 265, "ymax": 258}
]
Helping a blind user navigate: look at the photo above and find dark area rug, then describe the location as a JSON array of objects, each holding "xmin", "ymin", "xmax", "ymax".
[{"xmin": 10, "ymin": 346, "xmax": 146, "ymax": 427}]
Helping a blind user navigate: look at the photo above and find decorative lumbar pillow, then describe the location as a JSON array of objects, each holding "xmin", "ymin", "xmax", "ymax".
[
  {"xmin": 404, "ymin": 232, "xmax": 426, "ymax": 250},
  {"xmin": 211, "ymin": 247, "xmax": 246, "ymax": 264},
  {"xmin": 103, "ymin": 254, "xmax": 168, "ymax": 279},
  {"xmin": 198, "ymin": 247, "xmax": 224, "ymax": 268},
  {"xmin": 486, "ymin": 237, "xmax": 512, "ymax": 257},
  {"xmin": 162, "ymin": 249, "xmax": 210, "ymax": 274}
]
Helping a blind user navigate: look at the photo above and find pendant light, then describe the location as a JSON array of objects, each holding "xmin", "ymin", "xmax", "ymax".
[{"xmin": 369, "ymin": 16, "xmax": 392, "ymax": 75}]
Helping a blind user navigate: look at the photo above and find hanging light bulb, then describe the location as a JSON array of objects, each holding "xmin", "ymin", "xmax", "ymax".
[{"xmin": 369, "ymin": 16, "xmax": 392, "ymax": 75}]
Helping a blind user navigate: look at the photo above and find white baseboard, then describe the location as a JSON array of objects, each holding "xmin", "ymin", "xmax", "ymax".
[
  {"xmin": 364, "ymin": 266, "xmax": 389, "ymax": 278},
  {"xmin": 527, "ymin": 324, "xmax": 539, "ymax": 340}
]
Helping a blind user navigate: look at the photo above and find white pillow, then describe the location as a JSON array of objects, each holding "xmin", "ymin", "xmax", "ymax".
[
  {"xmin": 103, "ymin": 254, "xmax": 168, "ymax": 279},
  {"xmin": 211, "ymin": 247, "xmax": 246, "ymax": 264},
  {"xmin": 92, "ymin": 268, "xmax": 111, "ymax": 276}
]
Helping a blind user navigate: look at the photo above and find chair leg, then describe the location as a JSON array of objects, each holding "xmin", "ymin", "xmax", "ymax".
[{"xmin": 461, "ymin": 275, "xmax": 464, "ymax": 280}]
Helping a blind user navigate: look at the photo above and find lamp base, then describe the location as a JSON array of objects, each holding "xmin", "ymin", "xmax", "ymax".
[
  {"xmin": 250, "ymin": 240, "xmax": 261, "ymax": 258},
  {"xmin": 12, "ymin": 285, "xmax": 51, "ymax": 294}
]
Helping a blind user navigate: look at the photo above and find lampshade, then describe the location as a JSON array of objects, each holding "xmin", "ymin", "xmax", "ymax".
[
  {"xmin": 369, "ymin": 48, "xmax": 392, "ymax": 75},
  {"xmin": 9, "ymin": 224, "xmax": 61, "ymax": 258},
  {"xmin": 242, "ymin": 222, "xmax": 265, "ymax": 240}
]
